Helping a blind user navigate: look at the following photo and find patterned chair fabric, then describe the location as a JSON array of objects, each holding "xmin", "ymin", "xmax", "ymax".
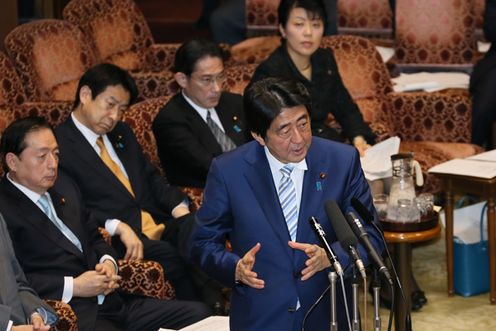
[
  {"xmin": 230, "ymin": 36, "xmax": 281, "ymax": 65},
  {"xmin": 322, "ymin": 35, "xmax": 482, "ymax": 192},
  {"xmin": 246, "ymin": 0, "xmax": 280, "ymax": 37},
  {"xmin": 338, "ymin": 0, "xmax": 393, "ymax": 39},
  {"xmin": 45, "ymin": 300, "xmax": 78, "ymax": 331},
  {"xmin": 0, "ymin": 51, "xmax": 26, "ymax": 106},
  {"xmin": 4, "ymin": 19, "xmax": 96, "ymax": 102},
  {"xmin": 222, "ymin": 63, "xmax": 258, "ymax": 95},
  {"xmin": 118, "ymin": 259, "xmax": 175, "ymax": 300},
  {"xmin": 394, "ymin": 0, "xmax": 478, "ymax": 71},
  {"xmin": 0, "ymin": 50, "xmax": 74, "ymax": 127},
  {"xmin": 63, "ymin": 0, "xmax": 179, "ymax": 72},
  {"xmin": 63, "ymin": 0, "xmax": 181, "ymax": 100}
]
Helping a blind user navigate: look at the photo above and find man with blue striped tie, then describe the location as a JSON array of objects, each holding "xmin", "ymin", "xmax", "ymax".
[{"xmin": 190, "ymin": 77, "xmax": 385, "ymax": 331}]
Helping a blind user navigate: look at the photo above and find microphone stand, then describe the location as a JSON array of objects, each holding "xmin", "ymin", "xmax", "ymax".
[
  {"xmin": 351, "ymin": 266, "xmax": 361, "ymax": 331},
  {"xmin": 372, "ymin": 269, "xmax": 381, "ymax": 331},
  {"xmin": 328, "ymin": 271, "xmax": 338, "ymax": 331}
]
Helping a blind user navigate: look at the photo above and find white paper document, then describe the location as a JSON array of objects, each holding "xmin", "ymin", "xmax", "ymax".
[
  {"xmin": 466, "ymin": 149, "xmax": 496, "ymax": 162},
  {"xmin": 159, "ymin": 316, "xmax": 229, "ymax": 331},
  {"xmin": 428, "ymin": 158, "xmax": 496, "ymax": 178},
  {"xmin": 360, "ymin": 136, "xmax": 401, "ymax": 181},
  {"xmin": 391, "ymin": 72, "xmax": 470, "ymax": 92},
  {"xmin": 375, "ymin": 46, "xmax": 395, "ymax": 63}
]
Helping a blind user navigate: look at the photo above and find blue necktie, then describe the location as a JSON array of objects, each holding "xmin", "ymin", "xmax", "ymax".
[
  {"xmin": 38, "ymin": 194, "xmax": 82, "ymax": 252},
  {"xmin": 278, "ymin": 164, "xmax": 298, "ymax": 241}
]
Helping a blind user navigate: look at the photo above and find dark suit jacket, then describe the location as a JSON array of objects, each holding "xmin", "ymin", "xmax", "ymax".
[
  {"xmin": 152, "ymin": 92, "xmax": 249, "ymax": 188},
  {"xmin": 250, "ymin": 45, "xmax": 376, "ymax": 144},
  {"xmin": 55, "ymin": 117, "xmax": 186, "ymax": 235},
  {"xmin": 0, "ymin": 172, "xmax": 124, "ymax": 331},
  {"xmin": 190, "ymin": 138, "xmax": 384, "ymax": 331},
  {"xmin": 0, "ymin": 214, "xmax": 56, "ymax": 329}
]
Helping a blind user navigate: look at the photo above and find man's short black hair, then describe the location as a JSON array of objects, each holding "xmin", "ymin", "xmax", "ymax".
[
  {"xmin": 0, "ymin": 116, "xmax": 53, "ymax": 173},
  {"xmin": 73, "ymin": 63, "xmax": 138, "ymax": 109},
  {"xmin": 244, "ymin": 77, "xmax": 312, "ymax": 139},
  {"xmin": 278, "ymin": 0, "xmax": 327, "ymax": 30},
  {"xmin": 172, "ymin": 38, "xmax": 227, "ymax": 76}
]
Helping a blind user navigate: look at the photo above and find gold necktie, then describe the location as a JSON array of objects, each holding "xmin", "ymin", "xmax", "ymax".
[{"xmin": 96, "ymin": 137, "xmax": 165, "ymax": 240}]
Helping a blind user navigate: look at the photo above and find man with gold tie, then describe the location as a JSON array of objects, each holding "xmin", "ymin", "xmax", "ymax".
[{"xmin": 55, "ymin": 63, "xmax": 223, "ymax": 309}]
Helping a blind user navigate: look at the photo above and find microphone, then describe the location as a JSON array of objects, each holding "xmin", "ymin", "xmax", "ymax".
[
  {"xmin": 324, "ymin": 200, "xmax": 366, "ymax": 279},
  {"xmin": 308, "ymin": 216, "xmax": 343, "ymax": 276},
  {"xmin": 351, "ymin": 197, "xmax": 374, "ymax": 224},
  {"xmin": 345, "ymin": 211, "xmax": 393, "ymax": 285}
]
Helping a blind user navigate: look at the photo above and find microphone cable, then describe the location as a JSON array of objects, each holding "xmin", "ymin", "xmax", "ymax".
[{"xmin": 351, "ymin": 197, "xmax": 412, "ymax": 331}]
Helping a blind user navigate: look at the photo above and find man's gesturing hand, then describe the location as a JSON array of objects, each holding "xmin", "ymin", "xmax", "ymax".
[
  {"xmin": 289, "ymin": 241, "xmax": 331, "ymax": 281},
  {"xmin": 235, "ymin": 243, "xmax": 265, "ymax": 289}
]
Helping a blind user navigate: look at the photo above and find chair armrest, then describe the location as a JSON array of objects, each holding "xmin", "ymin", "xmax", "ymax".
[
  {"xmin": 118, "ymin": 259, "xmax": 175, "ymax": 300},
  {"xmin": 144, "ymin": 44, "xmax": 181, "ymax": 72},
  {"xmin": 44, "ymin": 300, "xmax": 77, "ymax": 331},
  {"xmin": 388, "ymin": 89, "xmax": 472, "ymax": 143},
  {"xmin": 180, "ymin": 187, "xmax": 204, "ymax": 212}
]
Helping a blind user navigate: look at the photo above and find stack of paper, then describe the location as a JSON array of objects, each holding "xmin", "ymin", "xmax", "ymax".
[
  {"xmin": 391, "ymin": 72, "xmax": 470, "ymax": 92},
  {"xmin": 360, "ymin": 136, "xmax": 401, "ymax": 181},
  {"xmin": 159, "ymin": 316, "xmax": 229, "ymax": 331},
  {"xmin": 428, "ymin": 158, "xmax": 496, "ymax": 179}
]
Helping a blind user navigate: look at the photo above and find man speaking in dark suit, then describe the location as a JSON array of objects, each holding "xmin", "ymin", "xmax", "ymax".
[
  {"xmin": 190, "ymin": 78, "xmax": 384, "ymax": 331},
  {"xmin": 0, "ymin": 117, "xmax": 210, "ymax": 331},
  {"xmin": 153, "ymin": 38, "xmax": 249, "ymax": 188},
  {"xmin": 54, "ymin": 63, "xmax": 222, "ymax": 308}
]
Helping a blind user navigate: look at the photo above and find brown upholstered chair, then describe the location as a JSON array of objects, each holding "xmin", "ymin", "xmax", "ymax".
[
  {"xmin": 4, "ymin": 19, "xmax": 95, "ymax": 103},
  {"xmin": 321, "ymin": 35, "xmax": 482, "ymax": 192},
  {"xmin": 338, "ymin": 0, "xmax": 393, "ymax": 39},
  {"xmin": 230, "ymin": 35, "xmax": 280, "ymax": 65},
  {"xmin": 222, "ymin": 63, "xmax": 258, "ymax": 94},
  {"xmin": 394, "ymin": 0, "xmax": 479, "ymax": 72},
  {"xmin": 4, "ymin": 17, "xmax": 176, "ymax": 102},
  {"xmin": 246, "ymin": 0, "xmax": 280, "ymax": 37},
  {"xmin": 0, "ymin": 50, "xmax": 74, "ymax": 126},
  {"xmin": 63, "ymin": 0, "xmax": 179, "ymax": 73}
]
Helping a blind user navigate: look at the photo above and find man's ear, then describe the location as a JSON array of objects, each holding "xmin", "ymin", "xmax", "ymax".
[
  {"xmin": 279, "ymin": 24, "xmax": 286, "ymax": 39},
  {"xmin": 174, "ymin": 72, "xmax": 188, "ymax": 89},
  {"xmin": 79, "ymin": 86, "xmax": 92, "ymax": 105},
  {"xmin": 5, "ymin": 152, "xmax": 18, "ymax": 173},
  {"xmin": 251, "ymin": 132, "xmax": 266, "ymax": 147}
]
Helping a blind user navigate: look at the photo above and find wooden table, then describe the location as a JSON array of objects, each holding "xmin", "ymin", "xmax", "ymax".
[
  {"xmin": 433, "ymin": 173, "xmax": 496, "ymax": 304},
  {"xmin": 383, "ymin": 223, "xmax": 441, "ymax": 331}
]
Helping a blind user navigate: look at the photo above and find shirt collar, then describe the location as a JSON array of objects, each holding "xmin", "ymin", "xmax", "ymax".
[
  {"xmin": 6, "ymin": 173, "xmax": 44, "ymax": 205},
  {"xmin": 71, "ymin": 112, "xmax": 102, "ymax": 147},
  {"xmin": 264, "ymin": 146, "xmax": 308, "ymax": 173},
  {"xmin": 182, "ymin": 90, "xmax": 211, "ymax": 121}
]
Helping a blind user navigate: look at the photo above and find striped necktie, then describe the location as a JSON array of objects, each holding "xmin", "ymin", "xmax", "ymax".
[
  {"xmin": 278, "ymin": 164, "xmax": 298, "ymax": 241},
  {"xmin": 96, "ymin": 137, "xmax": 165, "ymax": 240},
  {"xmin": 206, "ymin": 109, "xmax": 236, "ymax": 152}
]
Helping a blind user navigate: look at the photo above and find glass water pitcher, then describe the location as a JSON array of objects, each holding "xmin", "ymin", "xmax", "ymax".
[{"xmin": 386, "ymin": 153, "xmax": 424, "ymax": 222}]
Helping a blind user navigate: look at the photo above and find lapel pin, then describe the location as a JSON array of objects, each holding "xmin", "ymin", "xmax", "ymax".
[
  {"xmin": 60, "ymin": 197, "xmax": 66, "ymax": 205},
  {"xmin": 316, "ymin": 181, "xmax": 322, "ymax": 191},
  {"xmin": 233, "ymin": 124, "xmax": 241, "ymax": 133},
  {"xmin": 319, "ymin": 172, "xmax": 326, "ymax": 179}
]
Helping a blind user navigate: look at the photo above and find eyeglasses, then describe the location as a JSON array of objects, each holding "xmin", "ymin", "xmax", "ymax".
[{"xmin": 191, "ymin": 73, "xmax": 226, "ymax": 88}]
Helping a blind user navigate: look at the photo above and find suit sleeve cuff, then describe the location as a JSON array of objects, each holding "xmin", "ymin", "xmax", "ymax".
[
  {"xmin": 6, "ymin": 320, "xmax": 13, "ymax": 331},
  {"xmin": 63, "ymin": 276, "xmax": 74, "ymax": 303}
]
